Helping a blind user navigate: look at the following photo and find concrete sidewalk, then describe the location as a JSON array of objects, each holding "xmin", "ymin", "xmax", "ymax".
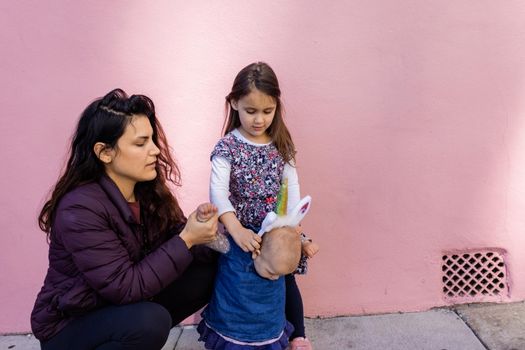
[{"xmin": 2, "ymin": 301, "xmax": 524, "ymax": 349}]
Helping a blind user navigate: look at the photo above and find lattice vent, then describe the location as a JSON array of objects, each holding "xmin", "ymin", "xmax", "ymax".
[{"xmin": 442, "ymin": 250, "xmax": 508, "ymax": 302}]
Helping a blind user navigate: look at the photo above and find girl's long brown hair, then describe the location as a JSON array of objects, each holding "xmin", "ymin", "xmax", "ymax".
[
  {"xmin": 39, "ymin": 89, "xmax": 184, "ymax": 239},
  {"xmin": 223, "ymin": 62, "xmax": 296, "ymax": 163}
]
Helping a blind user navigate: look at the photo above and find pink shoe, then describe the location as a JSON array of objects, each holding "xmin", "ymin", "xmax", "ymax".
[{"xmin": 288, "ymin": 337, "xmax": 313, "ymax": 350}]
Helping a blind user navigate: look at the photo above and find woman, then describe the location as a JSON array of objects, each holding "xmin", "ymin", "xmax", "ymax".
[{"xmin": 31, "ymin": 89, "xmax": 218, "ymax": 349}]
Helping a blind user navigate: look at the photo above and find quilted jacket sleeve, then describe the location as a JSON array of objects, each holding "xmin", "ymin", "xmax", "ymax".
[{"xmin": 55, "ymin": 192, "xmax": 194, "ymax": 305}]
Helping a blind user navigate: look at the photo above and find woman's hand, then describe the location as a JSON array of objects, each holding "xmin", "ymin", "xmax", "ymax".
[{"xmin": 179, "ymin": 203, "xmax": 218, "ymax": 249}]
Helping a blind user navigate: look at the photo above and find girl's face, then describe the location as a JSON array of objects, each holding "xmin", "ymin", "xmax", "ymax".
[
  {"xmin": 103, "ymin": 114, "xmax": 160, "ymax": 198},
  {"xmin": 231, "ymin": 88, "xmax": 276, "ymax": 144}
]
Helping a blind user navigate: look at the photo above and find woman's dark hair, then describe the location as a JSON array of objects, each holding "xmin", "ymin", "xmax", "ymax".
[
  {"xmin": 39, "ymin": 88, "xmax": 184, "ymax": 238},
  {"xmin": 223, "ymin": 62, "xmax": 296, "ymax": 163}
]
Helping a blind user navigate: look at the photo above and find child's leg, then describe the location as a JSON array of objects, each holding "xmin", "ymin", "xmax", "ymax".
[{"xmin": 285, "ymin": 273, "xmax": 305, "ymax": 339}]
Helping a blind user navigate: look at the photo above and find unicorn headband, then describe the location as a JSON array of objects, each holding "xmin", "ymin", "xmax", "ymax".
[
  {"xmin": 205, "ymin": 178, "xmax": 312, "ymax": 253},
  {"xmin": 258, "ymin": 178, "xmax": 312, "ymax": 236}
]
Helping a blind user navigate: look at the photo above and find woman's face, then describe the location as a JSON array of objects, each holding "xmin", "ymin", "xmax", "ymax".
[{"xmin": 104, "ymin": 114, "xmax": 160, "ymax": 197}]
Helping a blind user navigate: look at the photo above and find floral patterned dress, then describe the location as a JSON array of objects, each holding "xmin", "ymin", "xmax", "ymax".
[
  {"xmin": 198, "ymin": 132, "xmax": 293, "ymax": 349},
  {"xmin": 212, "ymin": 132, "xmax": 285, "ymax": 228}
]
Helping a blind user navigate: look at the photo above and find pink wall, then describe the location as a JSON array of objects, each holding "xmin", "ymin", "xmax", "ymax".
[{"xmin": 2, "ymin": 1, "xmax": 525, "ymax": 333}]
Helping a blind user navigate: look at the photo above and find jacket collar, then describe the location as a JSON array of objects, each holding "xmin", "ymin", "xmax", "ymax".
[{"xmin": 98, "ymin": 175, "xmax": 138, "ymax": 225}]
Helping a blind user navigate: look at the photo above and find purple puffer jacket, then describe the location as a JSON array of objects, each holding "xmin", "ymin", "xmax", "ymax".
[{"xmin": 31, "ymin": 176, "xmax": 206, "ymax": 341}]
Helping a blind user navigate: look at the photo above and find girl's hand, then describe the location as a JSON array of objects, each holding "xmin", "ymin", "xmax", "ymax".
[
  {"xmin": 218, "ymin": 211, "xmax": 261, "ymax": 256},
  {"xmin": 302, "ymin": 241, "xmax": 319, "ymax": 258},
  {"xmin": 179, "ymin": 204, "xmax": 218, "ymax": 248},
  {"xmin": 231, "ymin": 227, "xmax": 262, "ymax": 255}
]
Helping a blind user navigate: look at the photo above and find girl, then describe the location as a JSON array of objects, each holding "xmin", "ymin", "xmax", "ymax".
[
  {"xmin": 31, "ymin": 89, "xmax": 219, "ymax": 350},
  {"xmin": 197, "ymin": 62, "xmax": 319, "ymax": 350}
]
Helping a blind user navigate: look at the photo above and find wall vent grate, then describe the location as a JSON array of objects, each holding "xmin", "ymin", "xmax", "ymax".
[{"xmin": 442, "ymin": 249, "xmax": 508, "ymax": 302}]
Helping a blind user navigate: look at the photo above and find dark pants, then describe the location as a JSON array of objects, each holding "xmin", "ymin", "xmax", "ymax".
[
  {"xmin": 285, "ymin": 274, "xmax": 305, "ymax": 339},
  {"xmin": 41, "ymin": 261, "xmax": 216, "ymax": 350}
]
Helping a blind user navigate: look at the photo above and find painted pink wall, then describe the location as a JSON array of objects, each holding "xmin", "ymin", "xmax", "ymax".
[{"xmin": 2, "ymin": 1, "xmax": 525, "ymax": 333}]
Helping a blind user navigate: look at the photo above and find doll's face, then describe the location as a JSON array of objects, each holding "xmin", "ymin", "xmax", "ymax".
[
  {"xmin": 254, "ymin": 226, "xmax": 299, "ymax": 280},
  {"xmin": 254, "ymin": 254, "xmax": 282, "ymax": 280}
]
